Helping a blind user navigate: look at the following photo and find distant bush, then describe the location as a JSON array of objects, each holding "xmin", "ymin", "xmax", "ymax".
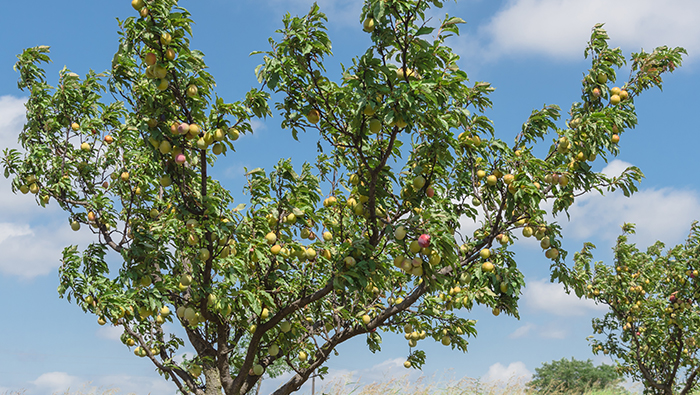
[{"xmin": 527, "ymin": 358, "xmax": 624, "ymax": 394}]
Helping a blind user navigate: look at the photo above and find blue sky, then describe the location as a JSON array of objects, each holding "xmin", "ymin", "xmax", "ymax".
[{"xmin": 1, "ymin": 0, "xmax": 699, "ymax": 394}]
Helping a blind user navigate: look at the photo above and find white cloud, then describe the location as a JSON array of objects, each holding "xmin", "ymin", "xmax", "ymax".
[
  {"xmin": 477, "ymin": 0, "xmax": 700, "ymax": 61},
  {"xmin": 96, "ymin": 325, "xmax": 123, "ymax": 341},
  {"xmin": 0, "ymin": 95, "xmax": 27, "ymax": 151},
  {"xmin": 558, "ymin": 160, "xmax": 700, "ymax": 249},
  {"xmin": 262, "ymin": 0, "xmax": 362, "ymax": 29},
  {"xmin": 509, "ymin": 322, "xmax": 535, "ymax": 339},
  {"xmin": 538, "ymin": 325, "xmax": 568, "ymax": 340},
  {"xmin": 0, "ymin": 222, "xmax": 33, "ymax": 244},
  {"xmin": 0, "ymin": 221, "xmax": 94, "ymax": 279},
  {"xmin": 482, "ymin": 361, "xmax": 532, "ymax": 383},
  {"xmin": 30, "ymin": 372, "xmax": 81, "ymax": 395},
  {"xmin": 523, "ymin": 279, "xmax": 606, "ymax": 316}
]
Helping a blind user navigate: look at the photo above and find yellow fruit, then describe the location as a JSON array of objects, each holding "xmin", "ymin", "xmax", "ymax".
[{"xmin": 363, "ymin": 17, "xmax": 375, "ymax": 32}]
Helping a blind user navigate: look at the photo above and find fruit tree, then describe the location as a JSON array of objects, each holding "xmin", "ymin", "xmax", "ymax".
[
  {"xmin": 1, "ymin": 0, "xmax": 685, "ymax": 394},
  {"xmin": 568, "ymin": 222, "xmax": 700, "ymax": 395}
]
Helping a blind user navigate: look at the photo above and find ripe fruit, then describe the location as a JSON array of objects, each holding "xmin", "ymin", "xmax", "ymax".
[
  {"xmin": 611, "ymin": 87, "xmax": 621, "ymax": 96},
  {"xmin": 404, "ymin": 361, "xmax": 412, "ymax": 368},
  {"xmin": 540, "ymin": 237, "xmax": 551, "ymax": 249},
  {"xmin": 323, "ymin": 231, "xmax": 332, "ymax": 241},
  {"xmin": 153, "ymin": 65, "xmax": 167, "ymax": 79},
  {"xmin": 479, "ymin": 248, "xmax": 490, "ymax": 259},
  {"xmin": 180, "ymin": 274, "xmax": 192, "ymax": 286},
  {"xmin": 363, "ymin": 17, "xmax": 375, "ymax": 32},
  {"xmin": 156, "ymin": 79, "xmax": 169, "ymax": 91},
  {"xmin": 306, "ymin": 109, "xmax": 321, "ymax": 124},
  {"xmin": 270, "ymin": 245, "xmax": 282, "ymax": 255},
  {"xmin": 269, "ymin": 344, "xmax": 280, "ymax": 356},
  {"xmin": 558, "ymin": 174, "xmax": 569, "ymax": 187},
  {"xmin": 620, "ymin": 90, "xmax": 629, "ymax": 101},
  {"xmin": 157, "ymin": 176, "xmax": 171, "ymax": 189},
  {"xmin": 160, "ymin": 32, "xmax": 172, "ymax": 46},
  {"xmin": 522, "ymin": 226, "xmax": 533, "ymax": 238},
  {"xmin": 369, "ymin": 118, "xmax": 381, "ymax": 134},
  {"xmin": 592, "ymin": 87, "xmax": 601, "ymax": 98},
  {"xmin": 426, "ymin": 186, "xmax": 435, "ymax": 197},
  {"xmin": 486, "ymin": 175, "xmax": 497, "ymax": 186},
  {"xmin": 104, "ymin": 135, "xmax": 113, "ymax": 144},
  {"xmin": 87, "ymin": 211, "xmax": 97, "ymax": 222},
  {"xmin": 145, "ymin": 52, "xmax": 157, "ymax": 66},
  {"xmin": 120, "ymin": 171, "xmax": 129, "ymax": 181},
  {"xmin": 177, "ymin": 123, "xmax": 190, "ymax": 135},
  {"xmin": 418, "ymin": 234, "xmax": 430, "ymax": 248},
  {"xmin": 611, "ymin": 134, "xmax": 620, "ymax": 144},
  {"xmin": 545, "ymin": 248, "xmax": 559, "ymax": 259},
  {"xmin": 298, "ymin": 351, "xmax": 308, "ymax": 361},
  {"xmin": 265, "ymin": 232, "xmax": 277, "ymax": 245},
  {"xmin": 412, "ymin": 175, "xmax": 426, "ymax": 190},
  {"xmin": 228, "ymin": 127, "xmax": 240, "ymax": 141},
  {"xmin": 70, "ymin": 221, "xmax": 80, "ymax": 231},
  {"xmin": 476, "ymin": 170, "xmax": 486, "ymax": 179},
  {"xmin": 158, "ymin": 140, "xmax": 171, "ymax": 154},
  {"xmin": 344, "ymin": 256, "xmax": 356, "ymax": 267},
  {"xmin": 131, "ymin": 0, "xmax": 144, "ymax": 10},
  {"xmin": 71, "ymin": 122, "xmax": 80, "ymax": 131},
  {"xmin": 212, "ymin": 143, "xmax": 223, "ymax": 155},
  {"xmin": 394, "ymin": 226, "xmax": 407, "ymax": 240},
  {"xmin": 186, "ymin": 85, "xmax": 198, "ymax": 97},
  {"xmin": 349, "ymin": 173, "xmax": 359, "ymax": 185},
  {"xmin": 362, "ymin": 314, "xmax": 371, "ymax": 325},
  {"xmin": 175, "ymin": 153, "xmax": 186, "ymax": 164},
  {"xmin": 610, "ymin": 94, "xmax": 621, "ymax": 105},
  {"xmin": 482, "ymin": 261, "xmax": 494, "ymax": 272},
  {"xmin": 261, "ymin": 308, "xmax": 270, "ymax": 320}
]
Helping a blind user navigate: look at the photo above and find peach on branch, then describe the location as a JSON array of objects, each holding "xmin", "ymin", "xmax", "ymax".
[
  {"xmin": 417, "ymin": 234, "xmax": 430, "ymax": 248},
  {"xmin": 145, "ymin": 52, "xmax": 157, "ymax": 66}
]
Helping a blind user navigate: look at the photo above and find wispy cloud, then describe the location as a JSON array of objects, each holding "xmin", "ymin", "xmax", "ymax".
[
  {"xmin": 482, "ymin": 361, "xmax": 532, "ymax": 383},
  {"xmin": 523, "ymin": 279, "xmax": 606, "ymax": 316},
  {"xmin": 557, "ymin": 160, "xmax": 700, "ymax": 249},
  {"xmin": 473, "ymin": 0, "xmax": 700, "ymax": 62}
]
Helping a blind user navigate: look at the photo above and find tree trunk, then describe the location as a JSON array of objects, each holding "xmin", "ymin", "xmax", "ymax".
[{"xmin": 203, "ymin": 363, "xmax": 223, "ymax": 395}]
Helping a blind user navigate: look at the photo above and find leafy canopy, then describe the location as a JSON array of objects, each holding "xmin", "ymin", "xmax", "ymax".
[{"xmin": 1, "ymin": 0, "xmax": 685, "ymax": 394}]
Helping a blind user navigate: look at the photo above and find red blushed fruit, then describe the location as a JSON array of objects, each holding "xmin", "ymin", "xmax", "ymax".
[
  {"xmin": 177, "ymin": 123, "xmax": 190, "ymax": 135},
  {"xmin": 175, "ymin": 153, "xmax": 186, "ymax": 164},
  {"xmin": 102, "ymin": 182, "xmax": 109, "ymax": 188},
  {"xmin": 670, "ymin": 295, "xmax": 677, "ymax": 303},
  {"xmin": 426, "ymin": 186, "xmax": 435, "ymax": 198},
  {"xmin": 145, "ymin": 52, "xmax": 157, "ymax": 66},
  {"xmin": 104, "ymin": 135, "xmax": 114, "ymax": 144},
  {"xmin": 418, "ymin": 234, "xmax": 430, "ymax": 248}
]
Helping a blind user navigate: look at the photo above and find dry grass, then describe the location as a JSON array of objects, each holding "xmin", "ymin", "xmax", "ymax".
[
  {"xmin": 1, "ymin": 384, "xmax": 124, "ymax": 395},
  {"xmin": 315, "ymin": 373, "xmax": 634, "ymax": 395}
]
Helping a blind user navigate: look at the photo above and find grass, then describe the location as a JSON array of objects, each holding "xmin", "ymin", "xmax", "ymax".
[
  {"xmin": 315, "ymin": 373, "xmax": 635, "ymax": 395},
  {"xmin": 1, "ymin": 384, "xmax": 123, "ymax": 395}
]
